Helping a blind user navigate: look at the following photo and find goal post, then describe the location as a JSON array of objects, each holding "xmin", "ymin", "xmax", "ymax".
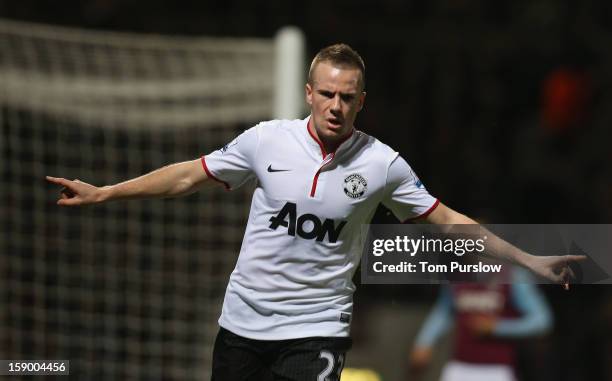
[
  {"xmin": 274, "ymin": 26, "xmax": 307, "ymax": 120},
  {"xmin": 0, "ymin": 17, "xmax": 305, "ymax": 380}
]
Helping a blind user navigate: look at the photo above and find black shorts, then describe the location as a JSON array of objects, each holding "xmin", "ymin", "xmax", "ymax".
[{"xmin": 211, "ymin": 327, "xmax": 352, "ymax": 381}]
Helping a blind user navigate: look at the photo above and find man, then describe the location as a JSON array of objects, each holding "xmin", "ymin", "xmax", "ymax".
[
  {"xmin": 409, "ymin": 267, "xmax": 552, "ymax": 381},
  {"xmin": 47, "ymin": 44, "xmax": 583, "ymax": 380}
]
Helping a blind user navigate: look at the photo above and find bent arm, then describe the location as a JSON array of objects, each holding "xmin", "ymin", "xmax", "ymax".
[
  {"xmin": 414, "ymin": 286, "xmax": 454, "ymax": 348},
  {"xmin": 493, "ymin": 271, "xmax": 552, "ymax": 338},
  {"xmin": 409, "ymin": 287, "xmax": 453, "ymax": 372},
  {"xmin": 47, "ymin": 158, "xmax": 212, "ymax": 206}
]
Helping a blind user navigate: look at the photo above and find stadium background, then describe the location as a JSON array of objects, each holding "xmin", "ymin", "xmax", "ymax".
[{"xmin": 1, "ymin": 0, "xmax": 610, "ymax": 380}]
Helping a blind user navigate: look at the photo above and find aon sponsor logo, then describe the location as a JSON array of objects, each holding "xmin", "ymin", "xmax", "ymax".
[{"xmin": 269, "ymin": 202, "xmax": 347, "ymax": 243}]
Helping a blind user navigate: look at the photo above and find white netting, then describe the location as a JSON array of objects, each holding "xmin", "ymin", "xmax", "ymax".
[
  {"xmin": 0, "ymin": 17, "xmax": 275, "ymax": 129},
  {"xmin": 0, "ymin": 18, "xmax": 299, "ymax": 380}
]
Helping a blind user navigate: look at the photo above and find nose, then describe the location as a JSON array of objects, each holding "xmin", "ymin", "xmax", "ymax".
[{"xmin": 330, "ymin": 94, "xmax": 341, "ymax": 112}]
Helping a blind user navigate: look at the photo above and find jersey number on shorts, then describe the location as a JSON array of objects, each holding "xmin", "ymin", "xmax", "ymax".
[{"xmin": 318, "ymin": 350, "xmax": 345, "ymax": 381}]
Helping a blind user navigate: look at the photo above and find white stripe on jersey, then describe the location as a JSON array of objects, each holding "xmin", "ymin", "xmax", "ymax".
[{"xmin": 203, "ymin": 116, "xmax": 437, "ymax": 340}]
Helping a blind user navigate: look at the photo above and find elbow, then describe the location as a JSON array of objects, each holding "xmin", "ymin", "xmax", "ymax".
[
  {"xmin": 535, "ymin": 310, "xmax": 554, "ymax": 335},
  {"xmin": 526, "ymin": 310, "xmax": 554, "ymax": 337},
  {"xmin": 439, "ymin": 205, "xmax": 474, "ymax": 225},
  {"xmin": 171, "ymin": 178, "xmax": 197, "ymax": 196}
]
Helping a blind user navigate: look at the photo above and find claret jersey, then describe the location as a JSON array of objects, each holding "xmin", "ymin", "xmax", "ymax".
[{"xmin": 202, "ymin": 116, "xmax": 438, "ymax": 340}]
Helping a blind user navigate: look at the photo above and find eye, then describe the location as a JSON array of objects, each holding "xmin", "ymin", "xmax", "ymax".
[
  {"xmin": 341, "ymin": 94, "xmax": 355, "ymax": 102},
  {"xmin": 319, "ymin": 90, "xmax": 334, "ymax": 98}
]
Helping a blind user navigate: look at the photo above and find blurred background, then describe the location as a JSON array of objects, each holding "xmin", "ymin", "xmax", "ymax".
[{"xmin": 1, "ymin": 0, "xmax": 611, "ymax": 380}]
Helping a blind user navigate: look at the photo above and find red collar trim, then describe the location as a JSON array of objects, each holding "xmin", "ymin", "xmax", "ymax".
[
  {"xmin": 307, "ymin": 118, "xmax": 327, "ymax": 157},
  {"xmin": 307, "ymin": 117, "xmax": 355, "ymax": 158}
]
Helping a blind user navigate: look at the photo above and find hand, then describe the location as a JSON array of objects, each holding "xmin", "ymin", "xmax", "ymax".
[
  {"xmin": 46, "ymin": 176, "xmax": 105, "ymax": 206},
  {"xmin": 526, "ymin": 254, "xmax": 587, "ymax": 290},
  {"xmin": 408, "ymin": 346, "xmax": 432, "ymax": 378}
]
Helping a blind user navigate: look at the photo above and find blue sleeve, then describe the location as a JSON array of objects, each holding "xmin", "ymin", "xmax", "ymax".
[
  {"xmin": 414, "ymin": 286, "xmax": 453, "ymax": 347},
  {"xmin": 493, "ymin": 269, "xmax": 553, "ymax": 338}
]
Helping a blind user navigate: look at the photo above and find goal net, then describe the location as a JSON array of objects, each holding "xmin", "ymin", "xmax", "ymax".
[{"xmin": 0, "ymin": 18, "xmax": 304, "ymax": 380}]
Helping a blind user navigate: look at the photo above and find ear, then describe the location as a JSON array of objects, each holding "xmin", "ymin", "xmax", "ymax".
[
  {"xmin": 357, "ymin": 91, "xmax": 366, "ymax": 112},
  {"xmin": 305, "ymin": 83, "xmax": 313, "ymax": 106}
]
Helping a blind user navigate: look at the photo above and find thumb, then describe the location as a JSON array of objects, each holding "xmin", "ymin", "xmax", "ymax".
[{"xmin": 57, "ymin": 197, "xmax": 81, "ymax": 206}]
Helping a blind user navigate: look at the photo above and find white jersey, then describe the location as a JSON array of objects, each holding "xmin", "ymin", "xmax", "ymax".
[{"xmin": 202, "ymin": 116, "xmax": 438, "ymax": 340}]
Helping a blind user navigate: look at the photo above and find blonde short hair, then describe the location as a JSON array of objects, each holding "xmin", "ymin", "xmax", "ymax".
[{"xmin": 308, "ymin": 43, "xmax": 365, "ymax": 91}]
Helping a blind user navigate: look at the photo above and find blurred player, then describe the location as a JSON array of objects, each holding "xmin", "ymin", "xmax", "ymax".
[
  {"xmin": 409, "ymin": 267, "xmax": 552, "ymax": 381},
  {"xmin": 46, "ymin": 43, "xmax": 583, "ymax": 380}
]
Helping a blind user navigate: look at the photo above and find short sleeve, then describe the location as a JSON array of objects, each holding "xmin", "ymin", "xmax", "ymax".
[
  {"xmin": 201, "ymin": 126, "xmax": 259, "ymax": 190},
  {"xmin": 382, "ymin": 155, "xmax": 439, "ymax": 222}
]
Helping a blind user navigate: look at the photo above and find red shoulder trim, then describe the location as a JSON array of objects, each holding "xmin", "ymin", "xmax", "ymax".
[
  {"xmin": 201, "ymin": 156, "xmax": 230, "ymax": 190},
  {"xmin": 403, "ymin": 199, "xmax": 440, "ymax": 222}
]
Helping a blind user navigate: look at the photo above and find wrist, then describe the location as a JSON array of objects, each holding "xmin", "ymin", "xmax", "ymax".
[
  {"xmin": 96, "ymin": 185, "xmax": 113, "ymax": 202},
  {"xmin": 515, "ymin": 251, "xmax": 536, "ymax": 269}
]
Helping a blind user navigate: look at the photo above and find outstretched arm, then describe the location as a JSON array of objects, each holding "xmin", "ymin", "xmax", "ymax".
[
  {"xmin": 46, "ymin": 159, "xmax": 212, "ymax": 206},
  {"xmin": 419, "ymin": 202, "xmax": 586, "ymax": 288}
]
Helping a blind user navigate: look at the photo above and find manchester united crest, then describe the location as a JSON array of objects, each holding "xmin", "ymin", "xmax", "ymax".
[{"xmin": 343, "ymin": 174, "xmax": 367, "ymax": 199}]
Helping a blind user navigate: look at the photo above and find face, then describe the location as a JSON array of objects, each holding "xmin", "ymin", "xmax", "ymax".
[{"xmin": 306, "ymin": 61, "xmax": 366, "ymax": 147}]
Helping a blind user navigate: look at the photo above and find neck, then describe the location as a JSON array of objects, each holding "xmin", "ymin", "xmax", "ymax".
[
  {"xmin": 308, "ymin": 120, "xmax": 352, "ymax": 155},
  {"xmin": 321, "ymin": 137, "xmax": 341, "ymax": 155}
]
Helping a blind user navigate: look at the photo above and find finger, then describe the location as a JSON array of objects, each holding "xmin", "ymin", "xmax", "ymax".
[
  {"xmin": 46, "ymin": 176, "xmax": 70, "ymax": 186},
  {"xmin": 559, "ymin": 263, "xmax": 572, "ymax": 290},
  {"xmin": 558, "ymin": 265, "xmax": 569, "ymax": 278},
  {"xmin": 548, "ymin": 267, "xmax": 565, "ymax": 284},
  {"xmin": 565, "ymin": 255, "xmax": 587, "ymax": 262},
  {"xmin": 567, "ymin": 264, "xmax": 576, "ymax": 279},
  {"xmin": 58, "ymin": 179, "xmax": 83, "ymax": 195}
]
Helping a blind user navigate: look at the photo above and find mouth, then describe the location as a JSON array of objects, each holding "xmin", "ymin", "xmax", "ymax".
[{"xmin": 326, "ymin": 118, "xmax": 343, "ymax": 129}]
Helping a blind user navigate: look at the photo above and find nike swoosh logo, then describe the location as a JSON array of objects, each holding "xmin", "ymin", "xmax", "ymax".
[{"xmin": 267, "ymin": 164, "xmax": 291, "ymax": 173}]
